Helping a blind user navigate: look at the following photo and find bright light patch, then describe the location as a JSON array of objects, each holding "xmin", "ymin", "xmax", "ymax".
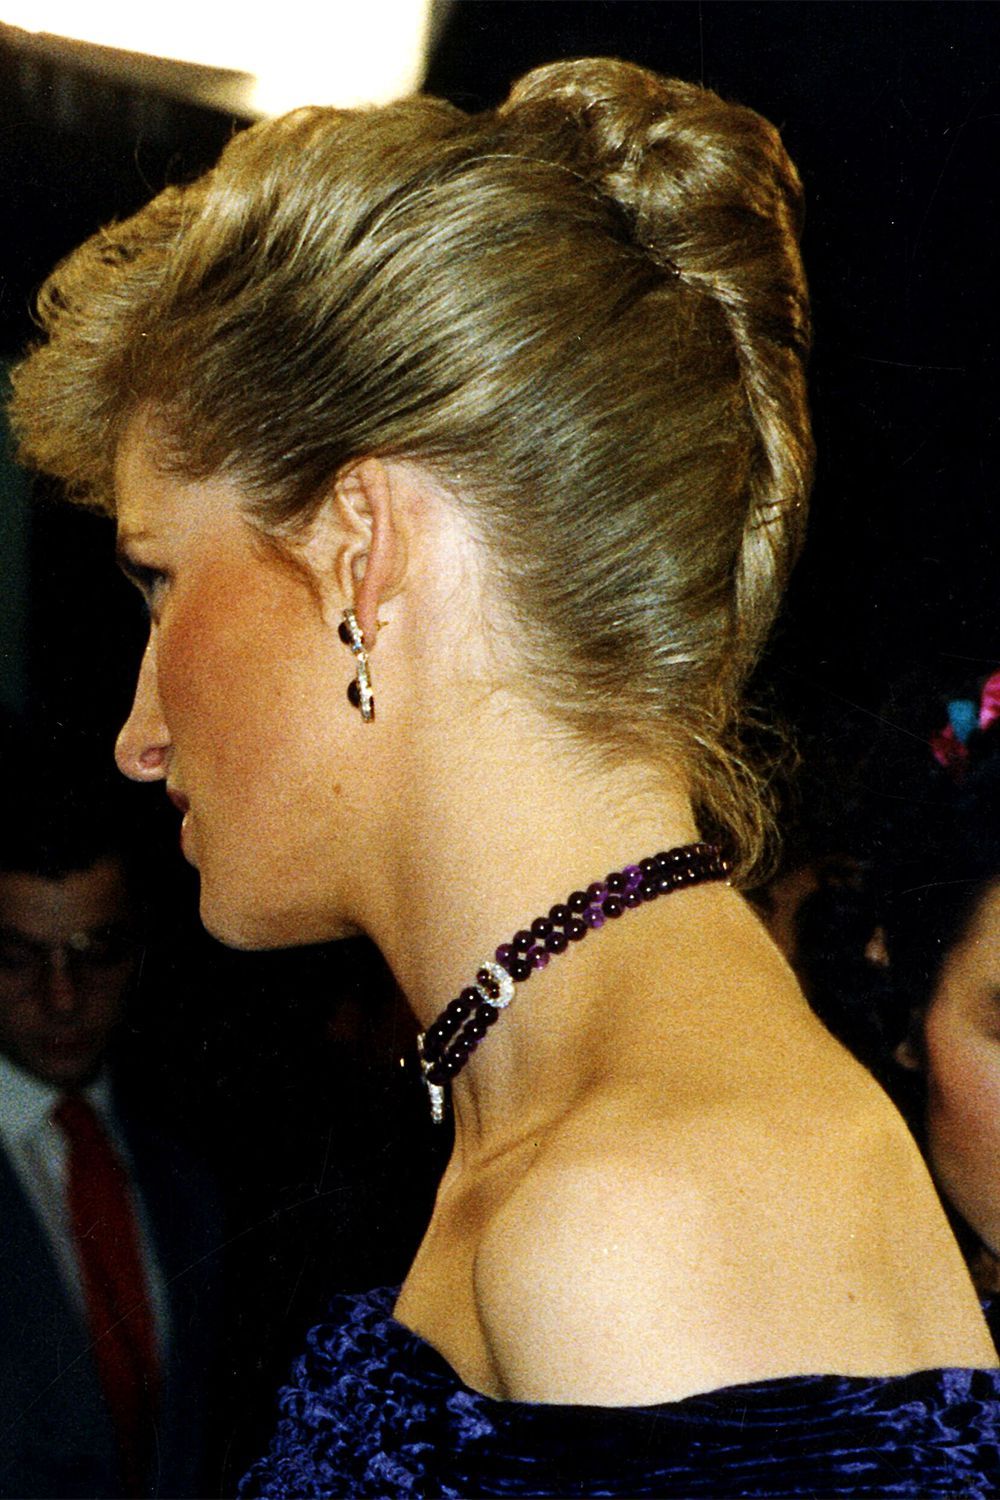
[{"xmin": 0, "ymin": 2, "xmax": 433, "ymax": 111}]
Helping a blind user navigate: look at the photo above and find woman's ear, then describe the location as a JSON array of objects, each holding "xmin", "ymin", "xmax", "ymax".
[{"xmin": 302, "ymin": 457, "xmax": 407, "ymax": 649}]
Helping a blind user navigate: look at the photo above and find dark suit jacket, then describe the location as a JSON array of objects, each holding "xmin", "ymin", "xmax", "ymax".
[{"xmin": 0, "ymin": 1106, "xmax": 223, "ymax": 1499}]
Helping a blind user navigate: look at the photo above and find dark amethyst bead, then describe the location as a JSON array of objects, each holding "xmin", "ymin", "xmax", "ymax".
[
  {"xmin": 549, "ymin": 903, "xmax": 571, "ymax": 927},
  {"xmin": 639, "ymin": 879, "xmax": 659, "ymax": 902},
  {"xmin": 640, "ymin": 857, "xmax": 658, "ymax": 877},
  {"xmin": 464, "ymin": 1016, "xmax": 487, "ymax": 1041},
  {"xmin": 657, "ymin": 873, "xmax": 678, "ymax": 894},
  {"xmin": 338, "ymin": 620, "xmax": 353, "ymax": 645},
  {"xmin": 477, "ymin": 1003, "xmax": 501, "ymax": 1026},
  {"xmin": 531, "ymin": 916, "xmax": 553, "ymax": 940},
  {"xmin": 584, "ymin": 906, "xmax": 605, "ymax": 928},
  {"xmin": 602, "ymin": 895, "xmax": 624, "ymax": 918},
  {"xmin": 624, "ymin": 888, "xmax": 643, "ymax": 908},
  {"xmin": 346, "ymin": 679, "xmax": 361, "ymax": 709},
  {"xmin": 623, "ymin": 865, "xmax": 643, "ymax": 889},
  {"xmin": 566, "ymin": 917, "xmax": 587, "ymax": 941},
  {"xmin": 459, "ymin": 986, "xmax": 481, "ymax": 1009},
  {"xmin": 568, "ymin": 890, "xmax": 589, "ymax": 914},
  {"xmin": 495, "ymin": 943, "xmax": 513, "ymax": 968},
  {"xmin": 475, "ymin": 967, "xmax": 501, "ymax": 999},
  {"xmin": 509, "ymin": 957, "xmax": 533, "ymax": 981},
  {"xmin": 545, "ymin": 929, "xmax": 569, "ymax": 954},
  {"xmin": 531, "ymin": 947, "xmax": 550, "ymax": 968},
  {"xmin": 513, "ymin": 929, "xmax": 534, "ymax": 953},
  {"xmin": 441, "ymin": 1054, "xmax": 463, "ymax": 1077},
  {"xmin": 605, "ymin": 871, "xmax": 627, "ymax": 894},
  {"xmin": 586, "ymin": 882, "xmax": 607, "ymax": 904}
]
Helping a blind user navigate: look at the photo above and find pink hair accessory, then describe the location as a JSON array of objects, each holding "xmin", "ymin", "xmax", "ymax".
[
  {"xmin": 977, "ymin": 669, "xmax": 1000, "ymax": 732},
  {"xmin": 930, "ymin": 669, "xmax": 1000, "ymax": 770}
]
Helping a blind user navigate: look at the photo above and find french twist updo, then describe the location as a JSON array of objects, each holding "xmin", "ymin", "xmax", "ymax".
[{"xmin": 10, "ymin": 58, "xmax": 813, "ymax": 879}]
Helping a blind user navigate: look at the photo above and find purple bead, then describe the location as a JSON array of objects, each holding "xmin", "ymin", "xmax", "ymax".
[
  {"xmin": 584, "ymin": 906, "xmax": 605, "ymax": 929},
  {"xmin": 623, "ymin": 865, "xmax": 643, "ymax": 889},
  {"xmin": 549, "ymin": 903, "xmax": 571, "ymax": 927},
  {"xmin": 605, "ymin": 871, "xmax": 626, "ymax": 894},
  {"xmin": 640, "ymin": 857, "xmax": 658, "ymax": 877},
  {"xmin": 586, "ymin": 882, "xmax": 607, "ymax": 904},
  {"xmin": 566, "ymin": 917, "xmax": 588, "ymax": 941},
  {"xmin": 657, "ymin": 873, "xmax": 678, "ymax": 894},
  {"xmin": 624, "ymin": 888, "xmax": 643, "ymax": 908},
  {"xmin": 441, "ymin": 1054, "xmax": 463, "ymax": 1077},
  {"xmin": 479, "ymin": 1003, "xmax": 501, "ymax": 1025},
  {"xmin": 531, "ymin": 916, "xmax": 553, "ymax": 940},
  {"xmin": 495, "ymin": 943, "xmax": 513, "ymax": 966},
  {"xmin": 639, "ymin": 879, "xmax": 659, "ymax": 901},
  {"xmin": 459, "ymin": 986, "xmax": 481, "ymax": 1008},
  {"xmin": 465, "ymin": 1016, "xmax": 487, "ymax": 1040},
  {"xmin": 513, "ymin": 929, "xmax": 534, "ymax": 952},
  {"xmin": 602, "ymin": 895, "xmax": 624, "ymax": 918},
  {"xmin": 531, "ymin": 947, "xmax": 550, "ymax": 969},
  {"xmin": 545, "ymin": 929, "xmax": 569, "ymax": 954},
  {"xmin": 509, "ymin": 957, "xmax": 533, "ymax": 982},
  {"xmin": 568, "ymin": 890, "xmax": 589, "ymax": 914}
]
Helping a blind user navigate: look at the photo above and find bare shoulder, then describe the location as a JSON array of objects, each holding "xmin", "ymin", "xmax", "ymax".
[{"xmin": 474, "ymin": 1081, "xmax": 996, "ymax": 1404}]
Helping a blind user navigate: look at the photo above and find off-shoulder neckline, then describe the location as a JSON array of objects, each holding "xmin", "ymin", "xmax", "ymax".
[{"xmin": 366, "ymin": 1285, "xmax": 995, "ymax": 1414}]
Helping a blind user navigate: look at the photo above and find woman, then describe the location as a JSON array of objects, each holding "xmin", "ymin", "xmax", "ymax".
[
  {"xmin": 11, "ymin": 58, "xmax": 999, "ymax": 1499},
  {"xmin": 797, "ymin": 681, "xmax": 1000, "ymax": 1322}
]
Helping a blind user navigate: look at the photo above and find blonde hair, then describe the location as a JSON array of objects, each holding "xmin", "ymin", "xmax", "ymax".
[{"xmin": 10, "ymin": 58, "xmax": 812, "ymax": 879}]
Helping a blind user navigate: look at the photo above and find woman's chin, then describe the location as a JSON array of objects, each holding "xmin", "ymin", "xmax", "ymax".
[
  {"xmin": 198, "ymin": 883, "xmax": 357, "ymax": 951},
  {"xmin": 198, "ymin": 887, "xmax": 285, "ymax": 951}
]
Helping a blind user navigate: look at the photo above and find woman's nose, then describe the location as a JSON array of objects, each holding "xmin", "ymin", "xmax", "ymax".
[{"xmin": 115, "ymin": 635, "xmax": 171, "ymax": 781}]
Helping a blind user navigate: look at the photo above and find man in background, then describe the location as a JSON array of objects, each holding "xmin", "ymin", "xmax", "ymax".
[{"xmin": 0, "ymin": 776, "xmax": 222, "ymax": 1499}]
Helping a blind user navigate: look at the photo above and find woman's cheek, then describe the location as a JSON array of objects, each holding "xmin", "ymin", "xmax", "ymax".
[{"xmin": 923, "ymin": 1004, "xmax": 1000, "ymax": 1253}]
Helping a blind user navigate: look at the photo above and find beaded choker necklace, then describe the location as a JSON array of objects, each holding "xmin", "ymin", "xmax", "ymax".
[{"xmin": 417, "ymin": 841, "xmax": 729, "ymax": 1123}]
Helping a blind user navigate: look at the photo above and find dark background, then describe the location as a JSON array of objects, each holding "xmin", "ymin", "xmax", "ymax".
[{"xmin": 1, "ymin": 3, "xmax": 997, "ymax": 1487}]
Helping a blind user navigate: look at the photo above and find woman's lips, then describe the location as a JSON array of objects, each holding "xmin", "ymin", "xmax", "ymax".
[{"xmin": 167, "ymin": 788, "xmax": 195, "ymax": 862}]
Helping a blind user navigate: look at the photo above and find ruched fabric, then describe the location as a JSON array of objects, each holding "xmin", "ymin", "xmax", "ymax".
[{"xmin": 239, "ymin": 1286, "xmax": 1000, "ymax": 1499}]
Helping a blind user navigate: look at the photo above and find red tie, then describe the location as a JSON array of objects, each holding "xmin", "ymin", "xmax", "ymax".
[{"xmin": 54, "ymin": 1094, "xmax": 160, "ymax": 1497}]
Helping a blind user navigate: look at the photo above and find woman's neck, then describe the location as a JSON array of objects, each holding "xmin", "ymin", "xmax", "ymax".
[{"xmin": 354, "ymin": 693, "xmax": 722, "ymax": 1150}]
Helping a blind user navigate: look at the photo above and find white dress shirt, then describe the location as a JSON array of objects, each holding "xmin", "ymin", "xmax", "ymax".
[{"xmin": 0, "ymin": 1052, "xmax": 171, "ymax": 1357}]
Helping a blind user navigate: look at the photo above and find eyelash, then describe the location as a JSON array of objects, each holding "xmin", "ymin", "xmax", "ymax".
[{"xmin": 126, "ymin": 564, "xmax": 169, "ymax": 615}]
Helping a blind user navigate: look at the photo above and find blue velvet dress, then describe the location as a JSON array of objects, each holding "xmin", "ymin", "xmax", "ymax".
[{"xmin": 240, "ymin": 1286, "xmax": 1000, "ymax": 1498}]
